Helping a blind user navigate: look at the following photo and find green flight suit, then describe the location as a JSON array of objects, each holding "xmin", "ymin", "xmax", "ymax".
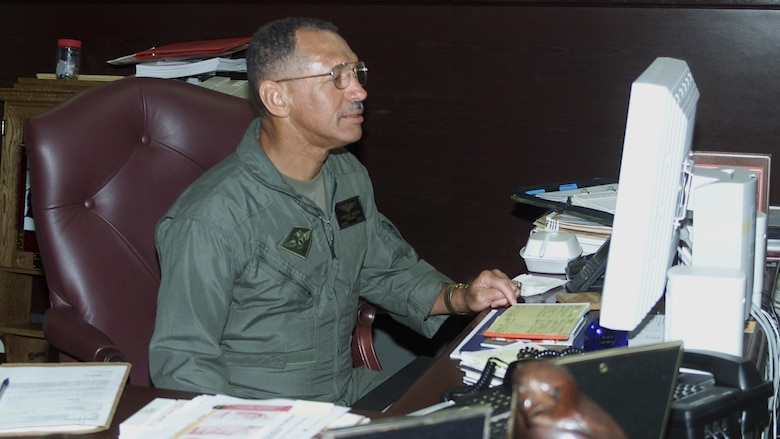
[{"xmin": 149, "ymin": 119, "xmax": 449, "ymax": 405}]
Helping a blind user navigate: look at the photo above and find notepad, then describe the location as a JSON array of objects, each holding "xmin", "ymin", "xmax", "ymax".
[{"xmin": 482, "ymin": 303, "xmax": 590, "ymax": 340}]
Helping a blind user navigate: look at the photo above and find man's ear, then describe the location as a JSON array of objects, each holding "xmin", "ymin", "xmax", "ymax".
[{"xmin": 259, "ymin": 80, "xmax": 290, "ymax": 117}]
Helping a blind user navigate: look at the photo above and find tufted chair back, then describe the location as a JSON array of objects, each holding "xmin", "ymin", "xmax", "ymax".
[
  {"xmin": 25, "ymin": 78, "xmax": 255, "ymax": 386},
  {"xmin": 26, "ymin": 77, "xmax": 380, "ymax": 386}
]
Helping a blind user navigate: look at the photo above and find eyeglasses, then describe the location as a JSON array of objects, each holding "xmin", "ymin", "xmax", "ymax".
[{"xmin": 275, "ymin": 61, "xmax": 368, "ymax": 90}]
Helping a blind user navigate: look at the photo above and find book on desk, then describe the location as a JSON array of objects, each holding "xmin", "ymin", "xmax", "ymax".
[{"xmin": 482, "ymin": 302, "xmax": 589, "ymax": 341}]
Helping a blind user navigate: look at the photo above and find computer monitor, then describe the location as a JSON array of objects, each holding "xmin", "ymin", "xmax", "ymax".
[{"xmin": 599, "ymin": 57, "xmax": 699, "ymax": 331}]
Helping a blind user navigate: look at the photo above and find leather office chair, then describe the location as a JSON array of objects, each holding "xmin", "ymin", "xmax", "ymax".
[{"xmin": 25, "ymin": 77, "xmax": 381, "ymax": 387}]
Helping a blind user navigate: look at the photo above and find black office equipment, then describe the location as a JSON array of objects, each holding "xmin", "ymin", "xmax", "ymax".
[
  {"xmin": 667, "ymin": 350, "xmax": 773, "ymax": 439},
  {"xmin": 453, "ymin": 341, "xmax": 684, "ymax": 439},
  {"xmin": 451, "ymin": 342, "xmax": 772, "ymax": 439},
  {"xmin": 565, "ymin": 237, "xmax": 610, "ymax": 292}
]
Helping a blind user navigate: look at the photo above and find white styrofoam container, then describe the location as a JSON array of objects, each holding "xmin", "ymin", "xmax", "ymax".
[{"xmin": 520, "ymin": 230, "xmax": 582, "ymax": 274}]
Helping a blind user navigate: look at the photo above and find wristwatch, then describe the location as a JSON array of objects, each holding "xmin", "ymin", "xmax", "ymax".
[{"xmin": 444, "ymin": 283, "xmax": 470, "ymax": 315}]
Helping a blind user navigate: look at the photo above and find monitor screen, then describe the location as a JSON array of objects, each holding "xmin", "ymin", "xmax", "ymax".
[{"xmin": 599, "ymin": 57, "xmax": 699, "ymax": 331}]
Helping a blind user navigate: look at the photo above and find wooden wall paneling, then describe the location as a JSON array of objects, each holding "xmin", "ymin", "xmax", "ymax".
[{"xmin": 1, "ymin": 2, "xmax": 780, "ymax": 282}]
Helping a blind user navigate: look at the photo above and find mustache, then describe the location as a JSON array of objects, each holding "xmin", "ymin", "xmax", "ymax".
[{"xmin": 348, "ymin": 101, "xmax": 364, "ymax": 112}]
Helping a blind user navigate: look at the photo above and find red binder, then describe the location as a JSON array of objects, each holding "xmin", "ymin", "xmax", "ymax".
[{"xmin": 135, "ymin": 37, "xmax": 251, "ymax": 61}]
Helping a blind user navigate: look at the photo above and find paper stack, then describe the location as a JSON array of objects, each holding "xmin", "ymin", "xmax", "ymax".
[
  {"xmin": 533, "ymin": 211, "xmax": 611, "ymax": 255},
  {"xmin": 0, "ymin": 363, "xmax": 130, "ymax": 436},
  {"xmin": 107, "ymin": 37, "xmax": 250, "ymax": 80},
  {"xmin": 120, "ymin": 394, "xmax": 363, "ymax": 439},
  {"xmin": 449, "ymin": 303, "xmax": 593, "ymax": 387},
  {"xmin": 135, "ymin": 57, "xmax": 246, "ymax": 79}
]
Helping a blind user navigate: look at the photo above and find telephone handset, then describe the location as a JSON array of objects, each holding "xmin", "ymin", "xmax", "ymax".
[{"xmin": 565, "ymin": 237, "xmax": 609, "ymax": 292}]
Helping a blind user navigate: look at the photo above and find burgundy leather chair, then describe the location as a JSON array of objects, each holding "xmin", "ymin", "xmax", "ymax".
[{"xmin": 25, "ymin": 77, "xmax": 380, "ymax": 387}]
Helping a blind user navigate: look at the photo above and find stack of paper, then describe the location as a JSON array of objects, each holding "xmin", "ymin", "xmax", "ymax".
[
  {"xmin": 533, "ymin": 211, "xmax": 611, "ymax": 255},
  {"xmin": 533, "ymin": 183, "xmax": 618, "ymax": 213},
  {"xmin": 106, "ymin": 37, "xmax": 250, "ymax": 80},
  {"xmin": 120, "ymin": 394, "xmax": 362, "ymax": 439},
  {"xmin": 449, "ymin": 303, "xmax": 592, "ymax": 387},
  {"xmin": 0, "ymin": 363, "xmax": 130, "ymax": 436},
  {"xmin": 135, "ymin": 57, "xmax": 246, "ymax": 79}
]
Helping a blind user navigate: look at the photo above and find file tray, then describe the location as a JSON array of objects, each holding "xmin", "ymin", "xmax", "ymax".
[{"xmin": 512, "ymin": 177, "xmax": 617, "ymax": 226}]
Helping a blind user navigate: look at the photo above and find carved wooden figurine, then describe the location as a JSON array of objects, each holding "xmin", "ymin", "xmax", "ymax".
[{"xmin": 511, "ymin": 360, "xmax": 628, "ymax": 439}]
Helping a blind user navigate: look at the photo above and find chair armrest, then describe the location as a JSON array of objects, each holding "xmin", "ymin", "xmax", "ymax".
[
  {"xmin": 43, "ymin": 307, "xmax": 128, "ymax": 363},
  {"xmin": 352, "ymin": 299, "xmax": 382, "ymax": 371}
]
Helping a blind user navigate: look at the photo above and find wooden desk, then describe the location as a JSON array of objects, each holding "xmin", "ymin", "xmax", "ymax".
[
  {"xmin": 85, "ymin": 385, "xmax": 196, "ymax": 439},
  {"xmin": 11, "ymin": 305, "xmax": 768, "ymax": 436},
  {"xmin": 386, "ymin": 310, "xmax": 489, "ymax": 416},
  {"xmin": 386, "ymin": 295, "xmax": 772, "ymax": 417}
]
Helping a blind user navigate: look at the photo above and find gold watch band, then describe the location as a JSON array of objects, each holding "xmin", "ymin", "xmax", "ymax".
[{"xmin": 444, "ymin": 283, "xmax": 470, "ymax": 315}]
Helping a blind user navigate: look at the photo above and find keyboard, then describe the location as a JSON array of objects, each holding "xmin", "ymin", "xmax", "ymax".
[{"xmin": 453, "ymin": 386, "xmax": 513, "ymax": 439}]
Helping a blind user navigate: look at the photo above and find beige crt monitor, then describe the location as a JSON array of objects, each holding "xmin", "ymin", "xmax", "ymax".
[{"xmin": 599, "ymin": 57, "xmax": 699, "ymax": 332}]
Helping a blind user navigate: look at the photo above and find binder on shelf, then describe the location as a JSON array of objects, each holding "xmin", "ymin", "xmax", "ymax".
[
  {"xmin": 14, "ymin": 145, "xmax": 34, "ymax": 233},
  {"xmin": 12, "ymin": 143, "xmax": 41, "ymax": 266}
]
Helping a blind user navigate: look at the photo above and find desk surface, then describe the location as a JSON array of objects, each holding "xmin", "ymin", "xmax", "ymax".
[
  {"xmin": 98, "ymin": 385, "xmax": 199, "ymax": 439},
  {"xmin": 386, "ymin": 310, "xmax": 488, "ymax": 415},
  {"xmin": 78, "ymin": 311, "xmax": 482, "ymax": 438},
  {"xmin": 21, "ymin": 298, "xmax": 767, "ymax": 437}
]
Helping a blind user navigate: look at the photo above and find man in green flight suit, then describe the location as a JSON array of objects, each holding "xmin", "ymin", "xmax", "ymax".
[{"xmin": 149, "ymin": 16, "xmax": 521, "ymax": 406}]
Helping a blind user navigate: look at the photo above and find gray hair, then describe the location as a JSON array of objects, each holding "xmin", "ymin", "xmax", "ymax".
[{"xmin": 246, "ymin": 17, "xmax": 339, "ymax": 116}]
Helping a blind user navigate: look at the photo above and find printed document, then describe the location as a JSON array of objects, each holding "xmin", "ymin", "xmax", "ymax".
[{"xmin": 0, "ymin": 362, "xmax": 129, "ymax": 435}]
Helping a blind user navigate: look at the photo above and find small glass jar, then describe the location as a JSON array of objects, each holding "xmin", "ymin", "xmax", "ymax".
[{"xmin": 56, "ymin": 39, "xmax": 81, "ymax": 79}]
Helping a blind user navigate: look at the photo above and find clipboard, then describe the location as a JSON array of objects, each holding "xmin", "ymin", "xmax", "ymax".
[
  {"xmin": 0, "ymin": 362, "xmax": 131, "ymax": 436},
  {"xmin": 511, "ymin": 177, "xmax": 617, "ymax": 226}
]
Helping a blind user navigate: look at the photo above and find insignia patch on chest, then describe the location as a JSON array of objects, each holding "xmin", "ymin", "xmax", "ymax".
[
  {"xmin": 281, "ymin": 226, "xmax": 313, "ymax": 259},
  {"xmin": 335, "ymin": 196, "xmax": 366, "ymax": 229}
]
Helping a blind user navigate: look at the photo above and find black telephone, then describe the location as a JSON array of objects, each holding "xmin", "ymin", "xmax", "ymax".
[
  {"xmin": 447, "ymin": 346, "xmax": 773, "ymax": 439},
  {"xmin": 669, "ymin": 349, "xmax": 773, "ymax": 439},
  {"xmin": 565, "ymin": 237, "xmax": 610, "ymax": 292}
]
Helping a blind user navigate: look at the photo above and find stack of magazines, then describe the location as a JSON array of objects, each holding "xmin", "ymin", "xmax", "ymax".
[{"xmin": 108, "ymin": 37, "xmax": 250, "ymax": 80}]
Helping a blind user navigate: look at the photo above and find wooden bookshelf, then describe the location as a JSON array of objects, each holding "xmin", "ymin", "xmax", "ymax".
[{"xmin": 0, "ymin": 78, "xmax": 118, "ymax": 363}]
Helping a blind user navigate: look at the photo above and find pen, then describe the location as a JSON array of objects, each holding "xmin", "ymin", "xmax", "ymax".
[{"xmin": 0, "ymin": 378, "xmax": 8, "ymax": 403}]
